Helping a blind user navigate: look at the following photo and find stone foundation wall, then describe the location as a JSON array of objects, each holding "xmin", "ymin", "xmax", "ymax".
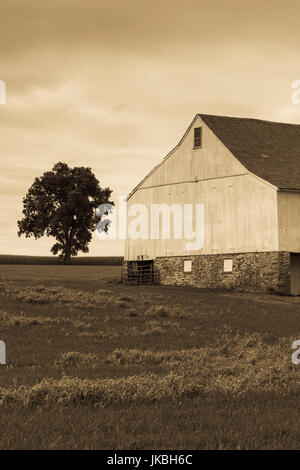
[{"xmin": 154, "ymin": 252, "xmax": 291, "ymax": 294}]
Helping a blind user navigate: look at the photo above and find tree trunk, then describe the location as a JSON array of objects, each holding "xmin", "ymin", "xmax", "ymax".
[
  {"xmin": 64, "ymin": 253, "xmax": 71, "ymax": 265},
  {"xmin": 64, "ymin": 242, "xmax": 71, "ymax": 265}
]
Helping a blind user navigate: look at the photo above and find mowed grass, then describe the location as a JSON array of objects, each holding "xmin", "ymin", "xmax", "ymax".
[
  {"xmin": 0, "ymin": 265, "xmax": 300, "ymax": 449},
  {"xmin": 0, "ymin": 255, "xmax": 123, "ymax": 265},
  {"xmin": 0, "ymin": 264, "xmax": 121, "ymax": 281}
]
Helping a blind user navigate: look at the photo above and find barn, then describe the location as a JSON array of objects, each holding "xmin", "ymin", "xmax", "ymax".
[{"xmin": 123, "ymin": 114, "xmax": 300, "ymax": 295}]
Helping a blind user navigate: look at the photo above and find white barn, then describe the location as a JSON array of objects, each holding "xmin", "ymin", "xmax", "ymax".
[{"xmin": 124, "ymin": 114, "xmax": 300, "ymax": 295}]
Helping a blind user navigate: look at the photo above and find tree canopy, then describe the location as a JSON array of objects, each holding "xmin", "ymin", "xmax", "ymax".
[{"xmin": 17, "ymin": 162, "xmax": 113, "ymax": 264}]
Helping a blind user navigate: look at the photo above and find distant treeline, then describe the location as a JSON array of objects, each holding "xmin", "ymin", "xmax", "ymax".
[{"xmin": 0, "ymin": 255, "xmax": 124, "ymax": 266}]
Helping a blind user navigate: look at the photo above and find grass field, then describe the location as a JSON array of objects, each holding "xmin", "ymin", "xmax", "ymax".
[
  {"xmin": 0, "ymin": 255, "xmax": 123, "ymax": 265},
  {"xmin": 0, "ymin": 265, "xmax": 300, "ymax": 449}
]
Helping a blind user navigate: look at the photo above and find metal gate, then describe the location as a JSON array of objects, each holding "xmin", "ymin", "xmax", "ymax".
[{"xmin": 122, "ymin": 260, "xmax": 154, "ymax": 285}]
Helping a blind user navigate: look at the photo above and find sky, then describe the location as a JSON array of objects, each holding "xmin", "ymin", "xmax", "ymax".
[{"xmin": 1, "ymin": 0, "xmax": 300, "ymax": 256}]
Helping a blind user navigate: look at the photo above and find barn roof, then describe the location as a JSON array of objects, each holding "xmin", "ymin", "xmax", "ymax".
[
  {"xmin": 199, "ymin": 114, "xmax": 300, "ymax": 190},
  {"xmin": 127, "ymin": 114, "xmax": 300, "ymax": 200}
]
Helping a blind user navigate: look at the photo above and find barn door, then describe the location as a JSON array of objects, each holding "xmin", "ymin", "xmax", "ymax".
[
  {"xmin": 291, "ymin": 253, "xmax": 300, "ymax": 296},
  {"xmin": 124, "ymin": 260, "xmax": 154, "ymax": 284}
]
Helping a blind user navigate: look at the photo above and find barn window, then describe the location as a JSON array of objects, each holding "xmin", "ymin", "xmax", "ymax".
[
  {"xmin": 194, "ymin": 127, "xmax": 202, "ymax": 148},
  {"xmin": 224, "ymin": 259, "xmax": 233, "ymax": 273},
  {"xmin": 184, "ymin": 260, "xmax": 192, "ymax": 272}
]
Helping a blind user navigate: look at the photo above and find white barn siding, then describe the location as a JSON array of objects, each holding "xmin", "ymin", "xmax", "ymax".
[
  {"xmin": 139, "ymin": 116, "xmax": 245, "ymax": 189},
  {"xmin": 125, "ymin": 116, "xmax": 279, "ymax": 261}
]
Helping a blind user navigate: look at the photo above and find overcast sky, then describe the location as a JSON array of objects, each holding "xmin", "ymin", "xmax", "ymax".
[{"xmin": 1, "ymin": 0, "xmax": 300, "ymax": 256}]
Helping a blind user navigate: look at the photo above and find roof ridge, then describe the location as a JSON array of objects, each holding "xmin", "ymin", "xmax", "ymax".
[{"xmin": 199, "ymin": 113, "xmax": 300, "ymax": 127}]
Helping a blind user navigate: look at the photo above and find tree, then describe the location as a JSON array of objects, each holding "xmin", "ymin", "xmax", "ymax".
[{"xmin": 17, "ymin": 162, "xmax": 113, "ymax": 264}]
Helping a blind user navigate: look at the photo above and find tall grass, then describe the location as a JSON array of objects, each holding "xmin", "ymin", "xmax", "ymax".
[
  {"xmin": 3, "ymin": 284, "xmax": 113, "ymax": 308},
  {"xmin": 1, "ymin": 332, "xmax": 298, "ymax": 407}
]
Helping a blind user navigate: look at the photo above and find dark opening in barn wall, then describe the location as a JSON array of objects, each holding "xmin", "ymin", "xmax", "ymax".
[
  {"xmin": 123, "ymin": 260, "xmax": 154, "ymax": 285},
  {"xmin": 291, "ymin": 253, "xmax": 300, "ymax": 296}
]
